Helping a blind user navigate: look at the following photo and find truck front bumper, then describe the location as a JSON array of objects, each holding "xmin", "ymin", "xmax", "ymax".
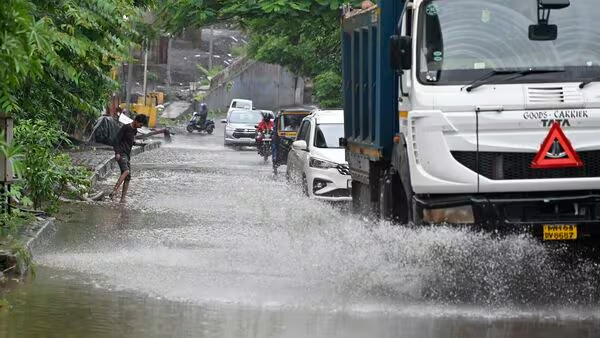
[{"xmin": 414, "ymin": 191, "xmax": 600, "ymax": 242}]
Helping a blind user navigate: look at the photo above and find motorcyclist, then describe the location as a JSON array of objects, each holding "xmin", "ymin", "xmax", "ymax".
[
  {"xmin": 197, "ymin": 102, "xmax": 208, "ymax": 127},
  {"xmin": 256, "ymin": 112, "xmax": 274, "ymax": 134}
]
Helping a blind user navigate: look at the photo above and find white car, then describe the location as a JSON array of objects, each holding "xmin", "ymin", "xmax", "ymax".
[
  {"xmin": 221, "ymin": 109, "xmax": 262, "ymax": 147},
  {"xmin": 226, "ymin": 98, "xmax": 253, "ymax": 118},
  {"xmin": 286, "ymin": 109, "xmax": 351, "ymax": 201}
]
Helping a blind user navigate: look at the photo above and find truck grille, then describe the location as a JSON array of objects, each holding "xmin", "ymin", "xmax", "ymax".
[
  {"xmin": 336, "ymin": 164, "xmax": 350, "ymax": 175},
  {"xmin": 451, "ymin": 151, "xmax": 600, "ymax": 180}
]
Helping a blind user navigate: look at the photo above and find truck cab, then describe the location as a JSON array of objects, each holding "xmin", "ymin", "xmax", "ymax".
[{"xmin": 342, "ymin": 0, "xmax": 600, "ymax": 242}]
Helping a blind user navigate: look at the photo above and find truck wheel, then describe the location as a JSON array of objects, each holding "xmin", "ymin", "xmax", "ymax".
[
  {"xmin": 352, "ymin": 181, "xmax": 361, "ymax": 212},
  {"xmin": 379, "ymin": 169, "xmax": 409, "ymax": 224},
  {"xmin": 352, "ymin": 181, "xmax": 375, "ymax": 217}
]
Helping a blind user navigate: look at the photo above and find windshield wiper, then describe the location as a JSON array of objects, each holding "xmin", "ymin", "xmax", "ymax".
[
  {"xmin": 463, "ymin": 69, "xmax": 565, "ymax": 92},
  {"xmin": 579, "ymin": 76, "xmax": 600, "ymax": 89}
]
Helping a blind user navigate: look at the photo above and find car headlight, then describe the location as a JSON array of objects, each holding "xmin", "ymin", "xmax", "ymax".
[{"xmin": 309, "ymin": 157, "xmax": 337, "ymax": 169}]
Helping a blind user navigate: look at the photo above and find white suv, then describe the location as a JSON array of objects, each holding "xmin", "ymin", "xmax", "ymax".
[{"xmin": 286, "ymin": 109, "xmax": 351, "ymax": 201}]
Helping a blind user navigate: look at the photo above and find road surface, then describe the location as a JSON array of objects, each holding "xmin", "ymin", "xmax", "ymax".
[{"xmin": 1, "ymin": 123, "xmax": 600, "ymax": 338}]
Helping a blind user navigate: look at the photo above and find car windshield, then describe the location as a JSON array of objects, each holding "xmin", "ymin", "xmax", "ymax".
[
  {"xmin": 229, "ymin": 110, "xmax": 261, "ymax": 124},
  {"xmin": 231, "ymin": 101, "xmax": 252, "ymax": 109},
  {"xmin": 280, "ymin": 114, "xmax": 307, "ymax": 131},
  {"xmin": 417, "ymin": 0, "xmax": 600, "ymax": 85},
  {"xmin": 314, "ymin": 123, "xmax": 344, "ymax": 149}
]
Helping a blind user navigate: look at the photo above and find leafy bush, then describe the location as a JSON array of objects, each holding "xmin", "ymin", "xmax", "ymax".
[
  {"xmin": 14, "ymin": 120, "xmax": 90, "ymax": 212},
  {"xmin": 314, "ymin": 71, "xmax": 343, "ymax": 109}
]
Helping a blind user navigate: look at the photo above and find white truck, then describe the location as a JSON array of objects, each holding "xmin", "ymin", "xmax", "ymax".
[{"xmin": 342, "ymin": 0, "xmax": 600, "ymax": 242}]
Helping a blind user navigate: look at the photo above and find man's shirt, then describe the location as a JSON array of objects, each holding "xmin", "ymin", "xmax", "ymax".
[{"xmin": 113, "ymin": 124, "xmax": 138, "ymax": 156}]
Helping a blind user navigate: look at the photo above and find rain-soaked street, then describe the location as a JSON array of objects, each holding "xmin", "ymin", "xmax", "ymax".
[{"xmin": 2, "ymin": 123, "xmax": 600, "ymax": 338}]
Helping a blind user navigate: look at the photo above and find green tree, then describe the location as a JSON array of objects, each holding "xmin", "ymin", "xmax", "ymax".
[
  {"xmin": 159, "ymin": 0, "xmax": 362, "ymax": 108},
  {"xmin": 159, "ymin": 0, "xmax": 362, "ymax": 76},
  {"xmin": 0, "ymin": 0, "xmax": 156, "ymax": 132},
  {"xmin": 314, "ymin": 71, "xmax": 343, "ymax": 109}
]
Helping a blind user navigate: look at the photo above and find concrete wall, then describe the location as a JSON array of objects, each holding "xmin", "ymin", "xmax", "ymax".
[{"xmin": 204, "ymin": 60, "xmax": 304, "ymax": 112}]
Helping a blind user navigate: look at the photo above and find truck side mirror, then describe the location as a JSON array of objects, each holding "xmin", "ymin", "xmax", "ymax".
[
  {"xmin": 390, "ymin": 35, "xmax": 412, "ymax": 70},
  {"xmin": 339, "ymin": 137, "xmax": 348, "ymax": 147}
]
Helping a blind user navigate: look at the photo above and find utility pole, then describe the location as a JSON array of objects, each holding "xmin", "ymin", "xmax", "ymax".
[
  {"xmin": 209, "ymin": 25, "xmax": 214, "ymax": 70},
  {"xmin": 166, "ymin": 34, "xmax": 172, "ymax": 94},
  {"xmin": 125, "ymin": 45, "xmax": 134, "ymax": 113},
  {"xmin": 142, "ymin": 39, "xmax": 149, "ymax": 105}
]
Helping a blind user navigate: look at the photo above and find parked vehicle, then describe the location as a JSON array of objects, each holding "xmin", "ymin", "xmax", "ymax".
[
  {"xmin": 341, "ymin": 0, "xmax": 600, "ymax": 243},
  {"xmin": 287, "ymin": 110, "xmax": 351, "ymax": 201},
  {"xmin": 186, "ymin": 112, "xmax": 215, "ymax": 134},
  {"xmin": 221, "ymin": 109, "xmax": 262, "ymax": 147}
]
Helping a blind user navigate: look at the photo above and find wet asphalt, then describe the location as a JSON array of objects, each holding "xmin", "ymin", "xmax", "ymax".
[{"xmin": 1, "ymin": 123, "xmax": 600, "ymax": 338}]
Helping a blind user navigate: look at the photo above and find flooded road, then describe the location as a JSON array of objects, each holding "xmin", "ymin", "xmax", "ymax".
[{"xmin": 2, "ymin": 124, "xmax": 600, "ymax": 337}]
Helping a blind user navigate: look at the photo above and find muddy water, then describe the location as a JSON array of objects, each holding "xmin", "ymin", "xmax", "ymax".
[{"xmin": 1, "ymin": 127, "xmax": 600, "ymax": 338}]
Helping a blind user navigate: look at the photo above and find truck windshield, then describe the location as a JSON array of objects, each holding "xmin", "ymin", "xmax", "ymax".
[{"xmin": 417, "ymin": 0, "xmax": 600, "ymax": 85}]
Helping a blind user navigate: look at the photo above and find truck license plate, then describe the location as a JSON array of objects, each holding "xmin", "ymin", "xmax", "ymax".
[{"xmin": 543, "ymin": 224, "xmax": 577, "ymax": 241}]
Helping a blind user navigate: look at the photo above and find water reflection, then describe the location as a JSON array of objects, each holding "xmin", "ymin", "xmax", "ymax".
[{"xmin": 2, "ymin": 267, "xmax": 600, "ymax": 338}]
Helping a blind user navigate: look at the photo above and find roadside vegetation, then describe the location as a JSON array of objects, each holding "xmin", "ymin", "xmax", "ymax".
[
  {"xmin": 159, "ymin": 0, "xmax": 362, "ymax": 108},
  {"xmin": 0, "ymin": 0, "xmax": 156, "ymax": 279}
]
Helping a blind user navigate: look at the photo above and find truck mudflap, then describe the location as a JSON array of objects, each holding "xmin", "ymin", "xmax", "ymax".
[{"xmin": 414, "ymin": 192, "xmax": 600, "ymax": 242}]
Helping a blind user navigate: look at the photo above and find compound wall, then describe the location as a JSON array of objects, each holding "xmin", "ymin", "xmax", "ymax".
[{"xmin": 204, "ymin": 59, "xmax": 304, "ymax": 112}]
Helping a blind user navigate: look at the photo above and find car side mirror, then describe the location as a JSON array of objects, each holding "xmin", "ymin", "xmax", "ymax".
[
  {"xmin": 390, "ymin": 35, "xmax": 412, "ymax": 70},
  {"xmin": 292, "ymin": 140, "xmax": 308, "ymax": 151},
  {"xmin": 220, "ymin": 119, "xmax": 227, "ymax": 123}
]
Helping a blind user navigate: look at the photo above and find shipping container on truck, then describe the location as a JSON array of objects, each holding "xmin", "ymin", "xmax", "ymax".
[{"xmin": 341, "ymin": 0, "xmax": 600, "ymax": 245}]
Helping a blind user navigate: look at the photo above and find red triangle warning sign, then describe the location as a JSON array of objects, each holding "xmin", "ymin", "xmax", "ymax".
[{"xmin": 531, "ymin": 121, "xmax": 583, "ymax": 169}]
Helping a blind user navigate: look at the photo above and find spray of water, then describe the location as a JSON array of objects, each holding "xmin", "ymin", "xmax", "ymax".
[{"xmin": 38, "ymin": 137, "xmax": 600, "ymax": 318}]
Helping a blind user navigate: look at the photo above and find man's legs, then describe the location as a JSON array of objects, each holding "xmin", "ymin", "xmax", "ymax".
[
  {"xmin": 110, "ymin": 155, "xmax": 131, "ymax": 201},
  {"xmin": 120, "ymin": 174, "xmax": 131, "ymax": 203}
]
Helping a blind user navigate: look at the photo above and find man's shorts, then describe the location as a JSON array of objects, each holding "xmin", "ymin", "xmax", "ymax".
[{"xmin": 117, "ymin": 154, "xmax": 131, "ymax": 176}]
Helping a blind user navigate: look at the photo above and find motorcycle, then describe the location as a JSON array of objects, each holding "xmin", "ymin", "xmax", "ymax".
[
  {"xmin": 186, "ymin": 112, "xmax": 215, "ymax": 134},
  {"xmin": 255, "ymin": 129, "xmax": 273, "ymax": 163}
]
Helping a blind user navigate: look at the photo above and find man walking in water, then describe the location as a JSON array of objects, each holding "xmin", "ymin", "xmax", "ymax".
[{"xmin": 110, "ymin": 114, "xmax": 148, "ymax": 203}]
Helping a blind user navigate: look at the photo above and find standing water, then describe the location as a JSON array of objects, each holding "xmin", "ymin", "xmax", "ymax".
[{"xmin": 1, "ymin": 128, "xmax": 600, "ymax": 338}]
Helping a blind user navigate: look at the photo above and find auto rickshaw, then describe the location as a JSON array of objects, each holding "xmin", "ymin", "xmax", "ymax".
[{"xmin": 272, "ymin": 107, "xmax": 314, "ymax": 173}]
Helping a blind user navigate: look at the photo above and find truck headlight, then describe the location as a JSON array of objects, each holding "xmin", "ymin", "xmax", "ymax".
[
  {"xmin": 423, "ymin": 205, "xmax": 475, "ymax": 225},
  {"xmin": 309, "ymin": 157, "xmax": 337, "ymax": 169}
]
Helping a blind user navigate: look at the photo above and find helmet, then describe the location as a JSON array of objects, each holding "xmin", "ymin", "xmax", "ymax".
[
  {"xmin": 262, "ymin": 112, "xmax": 271, "ymax": 121},
  {"xmin": 200, "ymin": 103, "xmax": 207, "ymax": 109}
]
